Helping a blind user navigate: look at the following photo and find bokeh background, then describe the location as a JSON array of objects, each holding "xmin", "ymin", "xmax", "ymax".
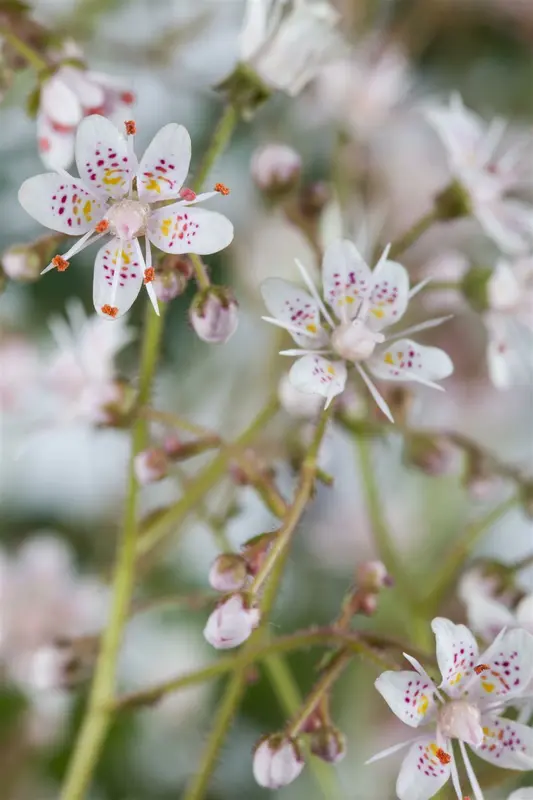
[{"xmin": 1, "ymin": 0, "xmax": 533, "ymax": 798}]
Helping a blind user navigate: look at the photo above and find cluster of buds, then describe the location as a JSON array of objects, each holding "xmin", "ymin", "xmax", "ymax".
[
  {"xmin": 134, "ymin": 431, "xmax": 221, "ymax": 486},
  {"xmin": 189, "ymin": 285, "xmax": 239, "ymax": 345},
  {"xmin": 253, "ymin": 735, "xmax": 304, "ymax": 789},
  {"xmin": 153, "ymin": 254, "xmax": 193, "ymax": 303},
  {"xmin": 350, "ymin": 560, "xmax": 393, "ymax": 616},
  {"xmin": 204, "ymin": 533, "xmax": 276, "ymax": 649},
  {"xmin": 251, "ymin": 143, "xmax": 302, "ymax": 198}
]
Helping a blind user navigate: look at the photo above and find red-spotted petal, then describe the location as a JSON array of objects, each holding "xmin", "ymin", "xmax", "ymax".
[
  {"xmin": 75, "ymin": 115, "xmax": 134, "ymax": 200},
  {"xmin": 137, "ymin": 123, "xmax": 191, "ymax": 203},
  {"xmin": 40, "ymin": 71, "xmax": 83, "ymax": 128},
  {"xmin": 261, "ymin": 278, "xmax": 328, "ymax": 348},
  {"xmin": 431, "ymin": 617, "xmax": 479, "ymax": 699},
  {"xmin": 321, "ymin": 239, "xmax": 372, "ymax": 322},
  {"xmin": 368, "ymin": 339, "xmax": 453, "ymax": 385},
  {"xmin": 146, "ymin": 204, "xmax": 233, "ymax": 255},
  {"xmin": 473, "ymin": 714, "xmax": 533, "ymax": 770},
  {"xmin": 37, "ymin": 113, "xmax": 75, "ymax": 171},
  {"xmin": 367, "ymin": 260, "xmax": 410, "ymax": 330},
  {"xmin": 289, "ymin": 355, "xmax": 347, "ymax": 404},
  {"xmin": 375, "ymin": 670, "xmax": 437, "ymax": 728},
  {"xmin": 396, "ymin": 735, "xmax": 452, "ymax": 800},
  {"xmin": 18, "ymin": 174, "xmax": 106, "ymax": 235},
  {"xmin": 93, "ymin": 237, "xmax": 143, "ymax": 319},
  {"xmin": 469, "ymin": 627, "xmax": 533, "ymax": 703}
]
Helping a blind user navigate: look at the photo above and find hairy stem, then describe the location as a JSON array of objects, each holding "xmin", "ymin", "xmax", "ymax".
[
  {"xmin": 389, "ymin": 208, "xmax": 439, "ymax": 259},
  {"xmin": 60, "ymin": 303, "xmax": 165, "ymax": 800},
  {"xmin": 286, "ymin": 650, "xmax": 352, "ymax": 737}
]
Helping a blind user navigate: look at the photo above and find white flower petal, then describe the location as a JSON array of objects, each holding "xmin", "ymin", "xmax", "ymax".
[
  {"xmin": 396, "ymin": 735, "xmax": 452, "ymax": 800},
  {"xmin": 473, "ymin": 714, "xmax": 533, "ymax": 770},
  {"xmin": 464, "ymin": 592, "xmax": 516, "ymax": 642},
  {"xmin": 93, "ymin": 237, "xmax": 143, "ymax": 319},
  {"xmin": 18, "ymin": 173, "xmax": 106, "ymax": 235},
  {"xmin": 40, "ymin": 72, "xmax": 82, "ymax": 128},
  {"xmin": 75, "ymin": 115, "xmax": 134, "ymax": 200},
  {"xmin": 137, "ymin": 123, "xmax": 191, "ymax": 203},
  {"xmin": 425, "ymin": 94, "xmax": 485, "ymax": 174},
  {"xmin": 261, "ymin": 278, "xmax": 327, "ymax": 347},
  {"xmin": 374, "ymin": 670, "xmax": 437, "ymax": 728},
  {"xmin": 37, "ymin": 113, "xmax": 75, "ymax": 171},
  {"xmin": 484, "ymin": 313, "xmax": 527, "ymax": 388},
  {"xmin": 476, "ymin": 200, "xmax": 533, "ymax": 256},
  {"xmin": 322, "ymin": 239, "xmax": 372, "ymax": 322},
  {"xmin": 431, "ymin": 617, "xmax": 479, "ymax": 699},
  {"xmin": 147, "ymin": 204, "xmax": 233, "ymax": 255},
  {"xmin": 508, "ymin": 789, "xmax": 533, "ymax": 800},
  {"xmin": 368, "ymin": 339, "xmax": 454, "ymax": 385},
  {"xmin": 367, "ymin": 260, "xmax": 410, "ymax": 330},
  {"xmin": 516, "ymin": 594, "xmax": 533, "ymax": 629},
  {"xmin": 289, "ymin": 355, "xmax": 347, "ymax": 402},
  {"xmin": 471, "ymin": 627, "xmax": 533, "ymax": 703},
  {"xmin": 59, "ymin": 66, "xmax": 106, "ymax": 111}
]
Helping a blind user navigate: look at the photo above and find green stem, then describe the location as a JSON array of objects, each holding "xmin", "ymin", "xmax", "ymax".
[
  {"xmin": 389, "ymin": 208, "xmax": 439, "ymax": 259},
  {"xmin": 428, "ymin": 494, "xmax": 519, "ymax": 610},
  {"xmin": 114, "ymin": 626, "xmax": 408, "ymax": 712},
  {"xmin": 137, "ymin": 397, "xmax": 279, "ymax": 558},
  {"xmin": 0, "ymin": 26, "xmax": 48, "ymax": 72},
  {"xmin": 286, "ymin": 650, "xmax": 351, "ymax": 737},
  {"xmin": 60, "ymin": 303, "xmax": 165, "ymax": 800},
  {"xmin": 182, "ymin": 406, "xmax": 333, "ymax": 800}
]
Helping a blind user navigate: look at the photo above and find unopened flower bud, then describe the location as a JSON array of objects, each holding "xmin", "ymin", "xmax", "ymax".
[
  {"xmin": 134, "ymin": 447, "xmax": 169, "ymax": 485},
  {"xmin": 357, "ymin": 560, "xmax": 393, "ymax": 592},
  {"xmin": 203, "ymin": 593, "xmax": 260, "ymax": 649},
  {"xmin": 434, "ymin": 179, "xmax": 472, "ymax": 220},
  {"xmin": 1, "ymin": 244, "xmax": 41, "ymax": 282},
  {"xmin": 154, "ymin": 268, "xmax": 188, "ymax": 302},
  {"xmin": 309, "ymin": 726, "xmax": 347, "ymax": 764},
  {"xmin": 461, "ymin": 265, "xmax": 493, "ymax": 313},
  {"xmin": 299, "ymin": 181, "xmax": 331, "ymax": 219},
  {"xmin": 403, "ymin": 433, "xmax": 455, "ymax": 476},
  {"xmin": 251, "ymin": 143, "xmax": 302, "ymax": 196},
  {"xmin": 209, "ymin": 553, "xmax": 248, "ymax": 592},
  {"xmin": 189, "ymin": 287, "xmax": 239, "ymax": 344},
  {"xmin": 241, "ymin": 532, "xmax": 276, "ymax": 576},
  {"xmin": 253, "ymin": 735, "xmax": 304, "ymax": 789}
]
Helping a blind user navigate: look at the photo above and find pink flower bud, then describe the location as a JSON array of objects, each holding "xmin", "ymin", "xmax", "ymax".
[
  {"xmin": 1, "ymin": 244, "xmax": 41, "ymax": 282},
  {"xmin": 356, "ymin": 560, "xmax": 392, "ymax": 592},
  {"xmin": 154, "ymin": 269, "xmax": 188, "ymax": 302},
  {"xmin": 133, "ymin": 447, "xmax": 169, "ymax": 485},
  {"xmin": 208, "ymin": 554, "xmax": 248, "ymax": 592},
  {"xmin": 203, "ymin": 593, "xmax": 260, "ymax": 649},
  {"xmin": 189, "ymin": 287, "xmax": 239, "ymax": 344},
  {"xmin": 309, "ymin": 726, "xmax": 347, "ymax": 763},
  {"xmin": 253, "ymin": 735, "xmax": 304, "ymax": 789},
  {"xmin": 251, "ymin": 143, "xmax": 302, "ymax": 194}
]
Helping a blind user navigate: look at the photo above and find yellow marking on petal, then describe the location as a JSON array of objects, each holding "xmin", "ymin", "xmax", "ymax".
[
  {"xmin": 160, "ymin": 218, "xmax": 172, "ymax": 237},
  {"xmin": 83, "ymin": 200, "xmax": 93, "ymax": 222},
  {"xmin": 417, "ymin": 695, "xmax": 429, "ymax": 715},
  {"xmin": 145, "ymin": 177, "xmax": 162, "ymax": 193},
  {"xmin": 398, "ymin": 351, "xmax": 404, "ymax": 359},
  {"xmin": 103, "ymin": 169, "xmax": 125, "ymax": 187},
  {"xmin": 327, "ymin": 365, "xmax": 335, "ymax": 375},
  {"xmin": 384, "ymin": 352, "xmax": 394, "ymax": 365},
  {"xmin": 345, "ymin": 296, "xmax": 354, "ymax": 304},
  {"xmin": 371, "ymin": 308, "xmax": 384, "ymax": 318},
  {"xmin": 306, "ymin": 323, "xmax": 317, "ymax": 333},
  {"xmin": 450, "ymin": 672, "xmax": 462, "ymax": 686},
  {"xmin": 73, "ymin": 205, "xmax": 79, "ymax": 215},
  {"xmin": 481, "ymin": 681, "xmax": 495, "ymax": 693}
]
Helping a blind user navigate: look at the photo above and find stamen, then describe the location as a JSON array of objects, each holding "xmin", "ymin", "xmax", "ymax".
[
  {"xmin": 101, "ymin": 305, "xmax": 119, "ymax": 318},
  {"xmin": 180, "ymin": 187, "xmax": 197, "ymax": 202},
  {"xmin": 52, "ymin": 255, "xmax": 70, "ymax": 272},
  {"xmin": 214, "ymin": 182, "xmax": 230, "ymax": 195},
  {"xmin": 474, "ymin": 664, "xmax": 490, "ymax": 675},
  {"xmin": 435, "ymin": 748, "xmax": 451, "ymax": 765},
  {"xmin": 144, "ymin": 267, "xmax": 155, "ymax": 284},
  {"xmin": 95, "ymin": 220, "xmax": 110, "ymax": 233},
  {"xmin": 124, "ymin": 120, "xmax": 136, "ymax": 136}
]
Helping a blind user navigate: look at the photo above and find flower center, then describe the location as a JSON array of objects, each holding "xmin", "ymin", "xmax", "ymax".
[
  {"xmin": 438, "ymin": 700, "xmax": 483, "ymax": 748},
  {"xmin": 106, "ymin": 199, "xmax": 150, "ymax": 240},
  {"xmin": 331, "ymin": 320, "xmax": 385, "ymax": 362}
]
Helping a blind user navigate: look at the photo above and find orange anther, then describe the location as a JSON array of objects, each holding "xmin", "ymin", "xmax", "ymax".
[
  {"xmin": 214, "ymin": 182, "xmax": 230, "ymax": 195},
  {"xmin": 101, "ymin": 304, "xmax": 119, "ymax": 318},
  {"xmin": 125, "ymin": 120, "xmax": 137, "ymax": 136},
  {"xmin": 435, "ymin": 748, "xmax": 451, "ymax": 765},
  {"xmin": 144, "ymin": 267, "xmax": 155, "ymax": 284},
  {"xmin": 52, "ymin": 255, "xmax": 69, "ymax": 272},
  {"xmin": 95, "ymin": 219, "xmax": 109, "ymax": 233},
  {"xmin": 474, "ymin": 664, "xmax": 490, "ymax": 675}
]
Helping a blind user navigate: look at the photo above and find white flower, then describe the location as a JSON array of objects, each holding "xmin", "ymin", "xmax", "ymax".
[
  {"xmin": 19, "ymin": 116, "xmax": 234, "ymax": 319},
  {"xmin": 261, "ymin": 239, "xmax": 453, "ymax": 421},
  {"xmin": 203, "ymin": 593, "xmax": 260, "ymax": 649},
  {"xmin": 45, "ymin": 300, "xmax": 133, "ymax": 425},
  {"xmin": 38, "ymin": 61, "xmax": 134, "ymax": 170},
  {"xmin": 278, "ymin": 372, "xmax": 323, "ymax": 418},
  {"xmin": 253, "ymin": 735, "xmax": 304, "ymax": 789},
  {"xmin": 240, "ymin": 0, "xmax": 342, "ymax": 96},
  {"xmin": 483, "ymin": 257, "xmax": 533, "ymax": 388},
  {"xmin": 426, "ymin": 94, "xmax": 533, "ymax": 254},
  {"xmin": 0, "ymin": 534, "xmax": 107, "ymax": 694},
  {"xmin": 508, "ymin": 789, "xmax": 533, "ymax": 800},
  {"xmin": 314, "ymin": 40, "xmax": 412, "ymax": 139},
  {"xmin": 368, "ymin": 617, "xmax": 533, "ymax": 800}
]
